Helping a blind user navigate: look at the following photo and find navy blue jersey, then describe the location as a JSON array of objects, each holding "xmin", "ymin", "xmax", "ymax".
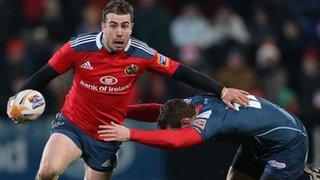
[{"xmin": 186, "ymin": 93, "xmax": 307, "ymax": 154}]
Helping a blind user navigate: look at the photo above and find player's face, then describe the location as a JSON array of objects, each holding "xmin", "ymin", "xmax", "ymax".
[{"xmin": 101, "ymin": 13, "xmax": 133, "ymax": 52}]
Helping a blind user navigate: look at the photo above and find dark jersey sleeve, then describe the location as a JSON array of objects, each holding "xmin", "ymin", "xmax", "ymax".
[
  {"xmin": 126, "ymin": 103, "xmax": 164, "ymax": 122},
  {"xmin": 130, "ymin": 127, "xmax": 203, "ymax": 148},
  {"xmin": 172, "ymin": 64, "xmax": 224, "ymax": 96},
  {"xmin": 18, "ymin": 63, "xmax": 59, "ymax": 92}
]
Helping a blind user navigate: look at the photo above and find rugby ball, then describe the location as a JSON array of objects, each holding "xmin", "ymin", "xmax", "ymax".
[{"xmin": 8, "ymin": 89, "xmax": 46, "ymax": 121}]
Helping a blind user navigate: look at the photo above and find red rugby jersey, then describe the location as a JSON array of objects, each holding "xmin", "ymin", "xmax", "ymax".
[{"xmin": 48, "ymin": 31, "xmax": 180, "ymax": 140}]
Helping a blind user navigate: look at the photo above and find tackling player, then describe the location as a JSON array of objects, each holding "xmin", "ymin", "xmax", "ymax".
[
  {"xmin": 6, "ymin": 0, "xmax": 249, "ymax": 179},
  {"xmin": 100, "ymin": 93, "xmax": 309, "ymax": 179}
]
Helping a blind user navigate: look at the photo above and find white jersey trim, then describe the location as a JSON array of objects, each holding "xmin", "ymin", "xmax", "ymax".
[
  {"xmin": 256, "ymin": 126, "xmax": 307, "ymax": 137},
  {"xmin": 71, "ymin": 35, "xmax": 96, "ymax": 45},
  {"xmin": 71, "ymin": 39, "xmax": 96, "ymax": 47},
  {"xmin": 96, "ymin": 31, "xmax": 103, "ymax": 49},
  {"xmin": 124, "ymin": 38, "xmax": 131, "ymax": 52}
]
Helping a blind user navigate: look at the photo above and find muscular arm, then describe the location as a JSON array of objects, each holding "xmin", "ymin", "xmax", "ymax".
[
  {"xmin": 130, "ymin": 127, "xmax": 203, "ymax": 148},
  {"xmin": 126, "ymin": 103, "xmax": 164, "ymax": 122},
  {"xmin": 172, "ymin": 64, "xmax": 224, "ymax": 96},
  {"xmin": 18, "ymin": 63, "xmax": 59, "ymax": 92}
]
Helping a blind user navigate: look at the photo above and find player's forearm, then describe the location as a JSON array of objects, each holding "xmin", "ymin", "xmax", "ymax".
[
  {"xmin": 130, "ymin": 127, "xmax": 202, "ymax": 148},
  {"xmin": 18, "ymin": 64, "xmax": 59, "ymax": 92},
  {"xmin": 172, "ymin": 64, "xmax": 224, "ymax": 96},
  {"xmin": 126, "ymin": 103, "xmax": 164, "ymax": 122}
]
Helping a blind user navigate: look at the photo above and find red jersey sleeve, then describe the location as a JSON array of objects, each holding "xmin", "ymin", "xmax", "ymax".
[
  {"xmin": 147, "ymin": 52, "xmax": 180, "ymax": 77},
  {"xmin": 130, "ymin": 127, "xmax": 203, "ymax": 148},
  {"xmin": 48, "ymin": 42, "xmax": 75, "ymax": 74},
  {"xmin": 126, "ymin": 103, "xmax": 164, "ymax": 122}
]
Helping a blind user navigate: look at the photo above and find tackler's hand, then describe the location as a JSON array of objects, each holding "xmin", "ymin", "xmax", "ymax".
[{"xmin": 98, "ymin": 122, "xmax": 130, "ymax": 142}]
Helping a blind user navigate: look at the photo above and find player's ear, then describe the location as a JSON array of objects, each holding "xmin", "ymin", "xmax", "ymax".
[
  {"xmin": 181, "ymin": 118, "xmax": 191, "ymax": 128},
  {"xmin": 101, "ymin": 22, "xmax": 106, "ymax": 31}
]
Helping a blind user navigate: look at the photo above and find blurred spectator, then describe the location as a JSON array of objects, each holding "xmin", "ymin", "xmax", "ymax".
[
  {"xmin": 278, "ymin": 88, "xmax": 300, "ymax": 115},
  {"xmin": 255, "ymin": 38, "xmax": 287, "ymax": 102},
  {"xmin": 214, "ymin": 50, "xmax": 262, "ymax": 95},
  {"xmin": 289, "ymin": 0, "xmax": 320, "ymax": 19},
  {"xmin": 0, "ymin": 50, "xmax": 12, "ymax": 117},
  {"xmin": 3, "ymin": 38, "xmax": 28, "ymax": 116},
  {"xmin": 254, "ymin": 0, "xmax": 292, "ymax": 36},
  {"xmin": 298, "ymin": 46, "xmax": 320, "ymax": 123},
  {"xmin": 248, "ymin": 7, "xmax": 275, "ymax": 46},
  {"xmin": 170, "ymin": 3, "xmax": 214, "ymax": 49},
  {"xmin": 297, "ymin": 46, "xmax": 320, "ymax": 162},
  {"xmin": 6, "ymin": 38, "xmax": 27, "ymax": 86},
  {"xmin": 279, "ymin": 19, "xmax": 304, "ymax": 89},
  {"xmin": 24, "ymin": 27, "xmax": 53, "ymax": 75},
  {"xmin": 170, "ymin": 3, "xmax": 214, "ymax": 68},
  {"xmin": 23, "ymin": 0, "xmax": 45, "ymax": 25},
  {"xmin": 211, "ymin": 5, "xmax": 250, "ymax": 46},
  {"xmin": 133, "ymin": 0, "xmax": 172, "ymax": 54},
  {"xmin": 75, "ymin": 5, "xmax": 101, "ymax": 34},
  {"xmin": 1, "ymin": 1, "xmax": 24, "ymax": 43},
  {"xmin": 40, "ymin": 0, "xmax": 71, "ymax": 43}
]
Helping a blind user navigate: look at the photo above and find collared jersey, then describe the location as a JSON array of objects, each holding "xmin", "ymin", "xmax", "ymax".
[{"xmin": 48, "ymin": 31, "xmax": 180, "ymax": 140}]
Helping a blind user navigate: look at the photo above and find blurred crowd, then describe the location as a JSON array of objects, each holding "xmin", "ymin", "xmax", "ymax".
[{"xmin": 1, "ymin": 0, "xmax": 320, "ymax": 151}]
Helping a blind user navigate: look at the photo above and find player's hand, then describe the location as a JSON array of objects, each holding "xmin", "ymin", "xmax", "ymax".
[
  {"xmin": 7, "ymin": 96, "xmax": 28, "ymax": 124},
  {"xmin": 221, "ymin": 87, "xmax": 250, "ymax": 110},
  {"xmin": 98, "ymin": 122, "xmax": 130, "ymax": 142}
]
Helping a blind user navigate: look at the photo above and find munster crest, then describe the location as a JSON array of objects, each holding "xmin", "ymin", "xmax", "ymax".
[{"xmin": 124, "ymin": 64, "xmax": 138, "ymax": 75}]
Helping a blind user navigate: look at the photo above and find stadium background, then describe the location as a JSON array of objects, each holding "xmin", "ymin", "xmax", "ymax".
[{"xmin": 0, "ymin": 0, "xmax": 320, "ymax": 179}]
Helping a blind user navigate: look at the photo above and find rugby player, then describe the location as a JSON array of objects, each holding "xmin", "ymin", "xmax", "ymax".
[
  {"xmin": 100, "ymin": 93, "xmax": 309, "ymax": 179},
  {"xmin": 6, "ymin": 0, "xmax": 249, "ymax": 179}
]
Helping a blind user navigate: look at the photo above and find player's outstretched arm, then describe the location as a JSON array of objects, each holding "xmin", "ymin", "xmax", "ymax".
[
  {"xmin": 98, "ymin": 122, "xmax": 202, "ymax": 148},
  {"xmin": 172, "ymin": 64, "xmax": 250, "ymax": 109},
  {"xmin": 126, "ymin": 103, "xmax": 163, "ymax": 122},
  {"xmin": 18, "ymin": 63, "xmax": 59, "ymax": 92}
]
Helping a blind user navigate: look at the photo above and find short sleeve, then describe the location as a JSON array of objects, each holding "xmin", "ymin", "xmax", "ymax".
[
  {"xmin": 147, "ymin": 52, "xmax": 180, "ymax": 76},
  {"xmin": 48, "ymin": 42, "xmax": 75, "ymax": 74}
]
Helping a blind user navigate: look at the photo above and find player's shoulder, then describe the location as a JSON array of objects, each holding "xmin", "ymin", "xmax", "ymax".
[
  {"xmin": 126, "ymin": 37, "xmax": 157, "ymax": 59},
  {"xmin": 69, "ymin": 31, "xmax": 101, "ymax": 52},
  {"xmin": 189, "ymin": 93, "xmax": 220, "ymax": 105}
]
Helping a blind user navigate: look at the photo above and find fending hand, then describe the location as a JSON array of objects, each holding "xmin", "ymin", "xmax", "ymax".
[
  {"xmin": 221, "ymin": 87, "xmax": 250, "ymax": 110},
  {"xmin": 98, "ymin": 122, "xmax": 130, "ymax": 142}
]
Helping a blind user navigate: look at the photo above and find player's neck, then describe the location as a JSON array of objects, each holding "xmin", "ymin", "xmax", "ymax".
[{"xmin": 101, "ymin": 35, "xmax": 113, "ymax": 53}]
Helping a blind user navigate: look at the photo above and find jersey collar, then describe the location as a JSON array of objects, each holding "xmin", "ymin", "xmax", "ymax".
[
  {"xmin": 96, "ymin": 31, "xmax": 103, "ymax": 49},
  {"xmin": 96, "ymin": 31, "xmax": 131, "ymax": 52}
]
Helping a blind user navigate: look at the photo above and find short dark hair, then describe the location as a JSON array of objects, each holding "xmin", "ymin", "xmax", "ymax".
[
  {"xmin": 101, "ymin": 0, "xmax": 134, "ymax": 23},
  {"xmin": 157, "ymin": 99, "xmax": 196, "ymax": 129}
]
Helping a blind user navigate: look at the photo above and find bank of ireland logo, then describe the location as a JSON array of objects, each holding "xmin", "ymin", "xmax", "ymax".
[
  {"xmin": 100, "ymin": 76, "xmax": 118, "ymax": 85},
  {"xmin": 124, "ymin": 64, "xmax": 138, "ymax": 75}
]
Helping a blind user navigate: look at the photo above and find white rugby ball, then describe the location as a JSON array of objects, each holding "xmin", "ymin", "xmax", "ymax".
[{"xmin": 10, "ymin": 89, "xmax": 46, "ymax": 121}]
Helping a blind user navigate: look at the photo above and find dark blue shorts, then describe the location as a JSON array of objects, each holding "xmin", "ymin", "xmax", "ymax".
[
  {"xmin": 50, "ymin": 113, "xmax": 120, "ymax": 172},
  {"xmin": 231, "ymin": 133, "xmax": 308, "ymax": 179}
]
